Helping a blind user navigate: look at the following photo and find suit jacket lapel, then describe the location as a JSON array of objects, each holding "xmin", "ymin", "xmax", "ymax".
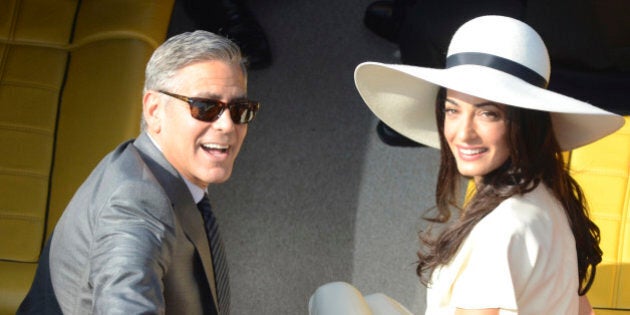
[{"xmin": 133, "ymin": 133, "xmax": 219, "ymax": 308}]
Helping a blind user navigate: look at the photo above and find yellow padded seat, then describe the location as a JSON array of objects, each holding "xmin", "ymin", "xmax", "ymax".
[
  {"xmin": 0, "ymin": 1, "xmax": 174, "ymax": 314},
  {"xmin": 0, "ymin": 2, "xmax": 79, "ymax": 312},
  {"xmin": 0, "ymin": 0, "xmax": 77, "ymax": 264},
  {"xmin": 570, "ymin": 116, "xmax": 630, "ymax": 313}
]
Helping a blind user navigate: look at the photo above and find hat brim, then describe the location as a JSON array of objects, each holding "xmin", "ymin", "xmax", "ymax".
[{"xmin": 354, "ymin": 62, "xmax": 625, "ymax": 150}]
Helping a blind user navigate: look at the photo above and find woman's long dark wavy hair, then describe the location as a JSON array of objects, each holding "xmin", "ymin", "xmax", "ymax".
[{"xmin": 416, "ymin": 88, "xmax": 602, "ymax": 295}]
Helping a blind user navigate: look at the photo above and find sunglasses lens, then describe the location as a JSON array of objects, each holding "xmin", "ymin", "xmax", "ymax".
[
  {"xmin": 190, "ymin": 100, "xmax": 222, "ymax": 122},
  {"xmin": 230, "ymin": 102, "xmax": 259, "ymax": 124}
]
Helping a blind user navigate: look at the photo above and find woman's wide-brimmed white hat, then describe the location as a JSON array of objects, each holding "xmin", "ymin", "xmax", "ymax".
[{"xmin": 354, "ymin": 15, "xmax": 625, "ymax": 150}]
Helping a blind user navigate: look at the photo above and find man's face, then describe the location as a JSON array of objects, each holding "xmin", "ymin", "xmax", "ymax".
[{"xmin": 145, "ymin": 60, "xmax": 248, "ymax": 188}]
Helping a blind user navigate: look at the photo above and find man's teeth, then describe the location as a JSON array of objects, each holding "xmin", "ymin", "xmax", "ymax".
[{"xmin": 202, "ymin": 143, "xmax": 229, "ymax": 150}]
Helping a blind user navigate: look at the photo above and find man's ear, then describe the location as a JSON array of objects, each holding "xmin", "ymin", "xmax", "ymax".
[{"xmin": 143, "ymin": 91, "xmax": 162, "ymax": 134}]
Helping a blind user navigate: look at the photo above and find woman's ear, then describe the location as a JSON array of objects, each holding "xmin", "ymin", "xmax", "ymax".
[{"xmin": 143, "ymin": 91, "xmax": 162, "ymax": 134}]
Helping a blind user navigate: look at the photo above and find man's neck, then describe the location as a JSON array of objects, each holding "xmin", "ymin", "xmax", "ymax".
[{"xmin": 146, "ymin": 132, "xmax": 207, "ymax": 203}]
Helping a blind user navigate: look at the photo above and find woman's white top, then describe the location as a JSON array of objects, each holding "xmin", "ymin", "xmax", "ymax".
[{"xmin": 425, "ymin": 184, "xmax": 580, "ymax": 315}]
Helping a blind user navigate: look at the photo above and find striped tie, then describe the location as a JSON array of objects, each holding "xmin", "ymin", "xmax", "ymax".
[{"xmin": 197, "ymin": 195, "xmax": 231, "ymax": 315}]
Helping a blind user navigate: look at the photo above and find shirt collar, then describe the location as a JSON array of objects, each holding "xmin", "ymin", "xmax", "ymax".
[{"xmin": 183, "ymin": 177, "xmax": 206, "ymax": 204}]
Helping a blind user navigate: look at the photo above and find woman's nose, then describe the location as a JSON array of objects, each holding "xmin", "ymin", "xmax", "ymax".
[{"xmin": 456, "ymin": 115, "xmax": 478, "ymax": 141}]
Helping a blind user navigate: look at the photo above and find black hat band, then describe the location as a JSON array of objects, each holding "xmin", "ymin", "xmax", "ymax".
[{"xmin": 446, "ymin": 52, "xmax": 548, "ymax": 88}]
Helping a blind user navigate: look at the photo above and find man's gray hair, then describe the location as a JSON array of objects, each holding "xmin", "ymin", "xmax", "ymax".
[
  {"xmin": 141, "ymin": 31, "xmax": 247, "ymax": 130},
  {"xmin": 144, "ymin": 30, "xmax": 246, "ymax": 93}
]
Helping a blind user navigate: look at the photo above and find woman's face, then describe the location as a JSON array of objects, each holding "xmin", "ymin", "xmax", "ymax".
[{"xmin": 443, "ymin": 90, "xmax": 510, "ymax": 182}]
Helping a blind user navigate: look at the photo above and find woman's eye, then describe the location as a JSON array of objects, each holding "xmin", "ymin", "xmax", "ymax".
[
  {"xmin": 444, "ymin": 107, "xmax": 457, "ymax": 115},
  {"xmin": 479, "ymin": 110, "xmax": 501, "ymax": 120}
]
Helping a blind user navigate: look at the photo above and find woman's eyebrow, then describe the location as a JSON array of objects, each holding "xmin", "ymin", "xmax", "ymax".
[
  {"xmin": 444, "ymin": 98, "xmax": 459, "ymax": 106},
  {"xmin": 474, "ymin": 101, "xmax": 501, "ymax": 108},
  {"xmin": 444, "ymin": 97, "xmax": 503, "ymax": 107},
  {"xmin": 444, "ymin": 98, "xmax": 499, "ymax": 107}
]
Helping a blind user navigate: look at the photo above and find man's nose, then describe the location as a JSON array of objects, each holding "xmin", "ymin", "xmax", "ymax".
[{"xmin": 212, "ymin": 108, "xmax": 236, "ymax": 131}]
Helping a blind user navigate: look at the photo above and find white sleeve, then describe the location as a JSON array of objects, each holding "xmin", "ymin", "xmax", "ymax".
[{"xmin": 449, "ymin": 202, "xmax": 546, "ymax": 311}]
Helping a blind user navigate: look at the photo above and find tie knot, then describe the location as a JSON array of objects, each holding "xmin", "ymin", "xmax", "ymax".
[{"xmin": 197, "ymin": 194, "xmax": 212, "ymax": 211}]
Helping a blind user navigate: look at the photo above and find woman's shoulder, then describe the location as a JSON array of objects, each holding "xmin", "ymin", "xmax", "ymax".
[
  {"xmin": 476, "ymin": 184, "xmax": 565, "ymax": 238},
  {"xmin": 493, "ymin": 184, "xmax": 560, "ymax": 221}
]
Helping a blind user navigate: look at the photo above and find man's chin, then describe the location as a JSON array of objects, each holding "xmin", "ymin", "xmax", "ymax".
[{"xmin": 201, "ymin": 169, "xmax": 233, "ymax": 186}]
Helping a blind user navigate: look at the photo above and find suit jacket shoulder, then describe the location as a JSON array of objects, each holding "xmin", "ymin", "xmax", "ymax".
[{"xmin": 50, "ymin": 133, "xmax": 219, "ymax": 314}]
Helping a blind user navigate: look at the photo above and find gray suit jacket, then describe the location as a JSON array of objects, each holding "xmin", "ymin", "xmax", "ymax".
[{"xmin": 49, "ymin": 133, "xmax": 219, "ymax": 314}]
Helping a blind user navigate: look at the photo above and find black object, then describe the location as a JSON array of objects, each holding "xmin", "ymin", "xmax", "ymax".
[
  {"xmin": 169, "ymin": 0, "xmax": 272, "ymax": 70},
  {"xmin": 220, "ymin": 2, "xmax": 272, "ymax": 70},
  {"xmin": 363, "ymin": 0, "xmax": 404, "ymax": 43},
  {"xmin": 376, "ymin": 121, "xmax": 424, "ymax": 147}
]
